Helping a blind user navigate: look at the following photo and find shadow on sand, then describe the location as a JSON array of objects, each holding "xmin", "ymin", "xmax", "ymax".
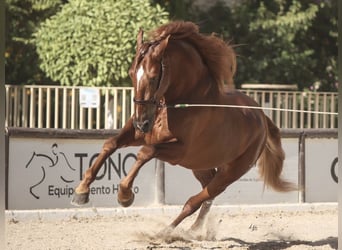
[
  {"xmin": 145, "ymin": 236, "xmax": 337, "ymax": 250},
  {"xmin": 222, "ymin": 236, "xmax": 338, "ymax": 250}
]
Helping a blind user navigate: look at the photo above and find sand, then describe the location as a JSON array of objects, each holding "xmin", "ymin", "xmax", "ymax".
[{"xmin": 6, "ymin": 204, "xmax": 338, "ymax": 250}]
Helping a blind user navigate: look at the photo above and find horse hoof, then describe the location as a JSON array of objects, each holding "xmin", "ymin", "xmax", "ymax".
[
  {"xmin": 117, "ymin": 193, "xmax": 135, "ymax": 207},
  {"xmin": 190, "ymin": 223, "xmax": 201, "ymax": 232},
  {"xmin": 157, "ymin": 225, "xmax": 175, "ymax": 237},
  {"xmin": 71, "ymin": 192, "xmax": 90, "ymax": 206}
]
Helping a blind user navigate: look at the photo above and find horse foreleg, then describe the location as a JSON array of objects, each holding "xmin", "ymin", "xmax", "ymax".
[
  {"xmin": 190, "ymin": 169, "xmax": 217, "ymax": 231},
  {"xmin": 117, "ymin": 145, "xmax": 155, "ymax": 207},
  {"xmin": 72, "ymin": 119, "xmax": 140, "ymax": 206}
]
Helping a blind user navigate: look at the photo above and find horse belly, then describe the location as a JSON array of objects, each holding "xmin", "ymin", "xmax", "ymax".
[
  {"xmin": 178, "ymin": 118, "xmax": 266, "ymax": 170},
  {"xmin": 164, "ymin": 98, "xmax": 267, "ymax": 170},
  {"xmin": 177, "ymin": 138, "xmax": 239, "ymax": 170}
]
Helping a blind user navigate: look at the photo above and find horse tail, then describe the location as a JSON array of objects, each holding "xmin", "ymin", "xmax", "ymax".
[{"xmin": 258, "ymin": 116, "xmax": 297, "ymax": 192}]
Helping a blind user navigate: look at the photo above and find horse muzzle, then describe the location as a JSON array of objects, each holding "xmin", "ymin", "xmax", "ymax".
[
  {"xmin": 133, "ymin": 98, "xmax": 159, "ymax": 133},
  {"xmin": 133, "ymin": 119, "xmax": 153, "ymax": 133}
]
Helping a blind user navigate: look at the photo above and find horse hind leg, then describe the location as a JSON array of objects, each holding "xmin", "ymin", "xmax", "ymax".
[
  {"xmin": 162, "ymin": 140, "xmax": 270, "ymax": 234},
  {"xmin": 189, "ymin": 169, "xmax": 216, "ymax": 231},
  {"xmin": 165, "ymin": 166, "xmax": 234, "ymax": 232}
]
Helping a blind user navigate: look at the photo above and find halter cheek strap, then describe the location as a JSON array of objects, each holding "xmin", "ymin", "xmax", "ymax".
[
  {"xmin": 153, "ymin": 55, "xmax": 170, "ymax": 102},
  {"xmin": 133, "ymin": 55, "xmax": 169, "ymax": 108}
]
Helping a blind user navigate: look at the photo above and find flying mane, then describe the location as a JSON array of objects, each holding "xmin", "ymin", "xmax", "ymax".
[{"xmin": 149, "ymin": 21, "xmax": 237, "ymax": 91}]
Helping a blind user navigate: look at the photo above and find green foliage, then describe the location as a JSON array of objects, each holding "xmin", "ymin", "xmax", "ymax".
[
  {"xmin": 233, "ymin": 0, "xmax": 320, "ymax": 90},
  {"xmin": 5, "ymin": 0, "xmax": 63, "ymax": 85},
  {"xmin": 8, "ymin": 0, "xmax": 337, "ymax": 91},
  {"xmin": 168, "ymin": 0, "xmax": 337, "ymax": 91},
  {"xmin": 28, "ymin": 0, "xmax": 63, "ymax": 11},
  {"xmin": 34, "ymin": 0, "xmax": 169, "ymax": 87},
  {"xmin": 152, "ymin": 0, "xmax": 192, "ymax": 20},
  {"xmin": 304, "ymin": 0, "xmax": 337, "ymax": 91}
]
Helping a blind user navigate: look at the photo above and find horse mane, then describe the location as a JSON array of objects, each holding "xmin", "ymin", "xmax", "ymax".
[{"xmin": 149, "ymin": 21, "xmax": 236, "ymax": 91}]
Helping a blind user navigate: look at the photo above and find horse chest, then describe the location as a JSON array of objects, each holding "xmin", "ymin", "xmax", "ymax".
[{"xmin": 136, "ymin": 109, "xmax": 176, "ymax": 144}]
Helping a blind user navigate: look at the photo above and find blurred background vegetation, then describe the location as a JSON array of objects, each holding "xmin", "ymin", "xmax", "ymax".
[{"xmin": 5, "ymin": 0, "xmax": 337, "ymax": 91}]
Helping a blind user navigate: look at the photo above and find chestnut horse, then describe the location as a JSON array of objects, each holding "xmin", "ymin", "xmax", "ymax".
[{"xmin": 72, "ymin": 21, "xmax": 295, "ymax": 230}]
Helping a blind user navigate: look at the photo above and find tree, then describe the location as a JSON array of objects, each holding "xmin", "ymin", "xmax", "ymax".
[
  {"xmin": 152, "ymin": 0, "xmax": 192, "ymax": 20},
  {"xmin": 304, "ymin": 0, "xmax": 337, "ymax": 91},
  {"xmin": 34, "ymin": 0, "xmax": 169, "ymax": 87},
  {"xmin": 164, "ymin": 0, "xmax": 337, "ymax": 91},
  {"xmin": 231, "ymin": 0, "xmax": 320, "ymax": 90},
  {"xmin": 5, "ymin": 0, "xmax": 64, "ymax": 85}
]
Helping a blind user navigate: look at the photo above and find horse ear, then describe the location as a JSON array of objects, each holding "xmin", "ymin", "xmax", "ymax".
[
  {"xmin": 152, "ymin": 35, "xmax": 170, "ymax": 60},
  {"xmin": 136, "ymin": 28, "xmax": 144, "ymax": 51}
]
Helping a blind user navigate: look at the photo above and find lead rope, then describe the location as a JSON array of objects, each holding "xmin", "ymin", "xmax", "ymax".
[{"xmin": 165, "ymin": 103, "xmax": 338, "ymax": 116}]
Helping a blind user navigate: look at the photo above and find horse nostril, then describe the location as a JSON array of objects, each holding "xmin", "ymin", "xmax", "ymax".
[{"xmin": 136, "ymin": 120, "xmax": 150, "ymax": 133}]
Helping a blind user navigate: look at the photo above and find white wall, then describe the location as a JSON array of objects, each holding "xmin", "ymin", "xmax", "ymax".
[{"xmin": 305, "ymin": 138, "xmax": 338, "ymax": 202}]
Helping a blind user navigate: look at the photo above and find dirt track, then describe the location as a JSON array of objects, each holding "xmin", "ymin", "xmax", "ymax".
[{"xmin": 6, "ymin": 205, "xmax": 338, "ymax": 250}]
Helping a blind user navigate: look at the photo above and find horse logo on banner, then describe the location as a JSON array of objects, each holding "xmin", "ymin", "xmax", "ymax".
[{"xmin": 25, "ymin": 143, "xmax": 76, "ymax": 199}]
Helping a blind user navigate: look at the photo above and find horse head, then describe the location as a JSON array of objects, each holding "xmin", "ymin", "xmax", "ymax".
[
  {"xmin": 129, "ymin": 22, "xmax": 236, "ymax": 134},
  {"xmin": 129, "ymin": 29, "xmax": 171, "ymax": 133}
]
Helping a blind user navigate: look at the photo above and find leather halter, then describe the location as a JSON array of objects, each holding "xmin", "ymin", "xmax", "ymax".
[
  {"xmin": 133, "ymin": 42, "xmax": 166, "ymax": 108},
  {"xmin": 133, "ymin": 98, "xmax": 158, "ymax": 106}
]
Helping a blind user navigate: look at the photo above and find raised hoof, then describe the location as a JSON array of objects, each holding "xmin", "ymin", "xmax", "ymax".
[
  {"xmin": 117, "ymin": 192, "xmax": 135, "ymax": 207},
  {"xmin": 71, "ymin": 192, "xmax": 90, "ymax": 206}
]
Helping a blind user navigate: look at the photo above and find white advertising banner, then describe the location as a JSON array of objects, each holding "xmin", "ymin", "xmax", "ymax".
[
  {"xmin": 7, "ymin": 135, "xmax": 337, "ymax": 209},
  {"xmin": 165, "ymin": 138, "xmax": 299, "ymax": 205},
  {"xmin": 8, "ymin": 138, "xmax": 157, "ymax": 209},
  {"xmin": 305, "ymin": 138, "xmax": 338, "ymax": 202}
]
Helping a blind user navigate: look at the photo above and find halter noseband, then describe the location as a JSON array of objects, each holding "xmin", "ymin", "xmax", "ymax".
[
  {"xmin": 133, "ymin": 98, "xmax": 158, "ymax": 106},
  {"xmin": 133, "ymin": 97, "xmax": 167, "ymax": 108}
]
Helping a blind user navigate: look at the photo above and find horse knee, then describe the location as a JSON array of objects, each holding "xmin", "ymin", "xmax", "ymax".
[
  {"xmin": 136, "ymin": 146, "xmax": 156, "ymax": 161},
  {"xmin": 102, "ymin": 137, "xmax": 119, "ymax": 155}
]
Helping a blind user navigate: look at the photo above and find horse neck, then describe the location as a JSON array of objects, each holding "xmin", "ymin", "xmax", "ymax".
[{"xmin": 163, "ymin": 41, "xmax": 220, "ymax": 104}]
